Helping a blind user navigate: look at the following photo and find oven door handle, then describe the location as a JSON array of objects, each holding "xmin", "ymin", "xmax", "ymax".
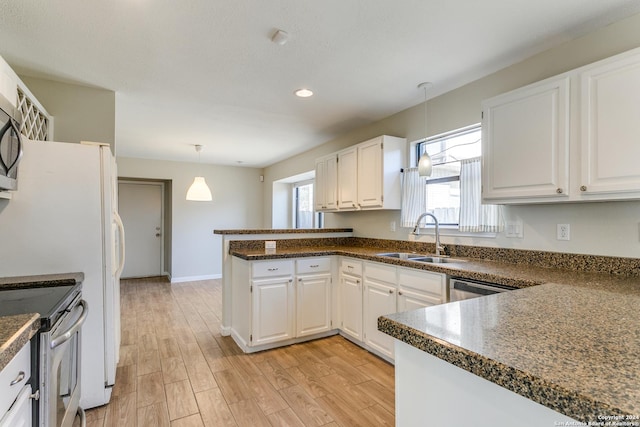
[{"xmin": 50, "ymin": 299, "xmax": 89, "ymax": 350}]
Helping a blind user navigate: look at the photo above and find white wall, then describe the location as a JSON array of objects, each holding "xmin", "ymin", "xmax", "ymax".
[
  {"xmin": 264, "ymin": 12, "xmax": 640, "ymax": 258},
  {"xmin": 20, "ymin": 76, "xmax": 116, "ymax": 150},
  {"xmin": 117, "ymin": 157, "xmax": 264, "ymax": 281}
]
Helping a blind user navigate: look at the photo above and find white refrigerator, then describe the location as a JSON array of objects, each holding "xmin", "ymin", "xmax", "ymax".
[{"xmin": 0, "ymin": 139, "xmax": 125, "ymax": 409}]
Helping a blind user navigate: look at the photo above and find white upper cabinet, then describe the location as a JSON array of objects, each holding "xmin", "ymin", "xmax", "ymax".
[
  {"xmin": 579, "ymin": 51, "xmax": 640, "ymax": 197},
  {"xmin": 482, "ymin": 76, "xmax": 570, "ymax": 202},
  {"xmin": 357, "ymin": 135, "xmax": 405, "ymax": 209},
  {"xmin": 482, "ymin": 46, "xmax": 640, "ymax": 204},
  {"xmin": 318, "ymin": 135, "xmax": 406, "ymax": 212},
  {"xmin": 337, "ymin": 146, "xmax": 359, "ymax": 210},
  {"xmin": 315, "ymin": 154, "xmax": 338, "ymax": 211}
]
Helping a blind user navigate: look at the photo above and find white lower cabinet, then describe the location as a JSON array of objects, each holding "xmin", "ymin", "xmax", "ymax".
[
  {"xmin": 339, "ymin": 258, "xmax": 363, "ymax": 341},
  {"xmin": 362, "ymin": 262, "xmax": 448, "ymax": 361},
  {"xmin": 231, "ymin": 256, "xmax": 333, "ymax": 351},
  {"xmin": 251, "ymin": 275, "xmax": 295, "ymax": 346},
  {"xmin": 0, "ymin": 342, "xmax": 31, "ymax": 427},
  {"xmin": 295, "ymin": 258, "xmax": 332, "ymax": 337},
  {"xmin": 231, "ymin": 254, "xmax": 447, "ymax": 361},
  {"xmin": 363, "ymin": 262, "xmax": 397, "ymax": 359}
]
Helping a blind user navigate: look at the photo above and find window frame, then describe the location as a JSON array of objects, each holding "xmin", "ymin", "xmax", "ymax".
[{"xmin": 292, "ymin": 179, "xmax": 323, "ymax": 229}]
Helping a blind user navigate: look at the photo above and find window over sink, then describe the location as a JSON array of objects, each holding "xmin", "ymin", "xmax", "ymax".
[
  {"xmin": 416, "ymin": 125, "xmax": 481, "ymax": 226},
  {"xmin": 411, "ymin": 124, "xmax": 503, "ymax": 233}
]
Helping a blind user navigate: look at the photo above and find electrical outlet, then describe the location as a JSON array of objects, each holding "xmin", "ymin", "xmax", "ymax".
[
  {"xmin": 557, "ymin": 224, "xmax": 570, "ymax": 241},
  {"xmin": 505, "ymin": 221, "xmax": 523, "ymax": 238},
  {"xmin": 390, "ymin": 221, "xmax": 396, "ymax": 232}
]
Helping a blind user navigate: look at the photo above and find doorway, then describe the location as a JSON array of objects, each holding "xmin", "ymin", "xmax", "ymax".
[{"xmin": 118, "ymin": 181, "xmax": 165, "ymax": 278}]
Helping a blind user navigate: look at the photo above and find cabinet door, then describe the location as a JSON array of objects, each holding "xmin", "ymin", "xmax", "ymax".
[
  {"xmin": 251, "ymin": 277, "xmax": 294, "ymax": 346},
  {"xmin": 0, "ymin": 384, "xmax": 32, "ymax": 427},
  {"xmin": 314, "ymin": 159, "xmax": 326, "ymax": 210},
  {"xmin": 482, "ymin": 76, "xmax": 570, "ymax": 202},
  {"xmin": 357, "ymin": 138, "xmax": 383, "ymax": 208},
  {"xmin": 398, "ymin": 288, "xmax": 441, "ymax": 312},
  {"xmin": 580, "ymin": 52, "xmax": 640, "ymax": 195},
  {"xmin": 296, "ymin": 273, "xmax": 332, "ymax": 337},
  {"xmin": 324, "ymin": 155, "xmax": 338, "ymax": 210},
  {"xmin": 340, "ymin": 273, "xmax": 362, "ymax": 340},
  {"xmin": 338, "ymin": 147, "xmax": 358, "ymax": 210},
  {"xmin": 363, "ymin": 279, "xmax": 397, "ymax": 359}
]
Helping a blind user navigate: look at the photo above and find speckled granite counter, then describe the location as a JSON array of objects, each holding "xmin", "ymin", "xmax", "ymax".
[
  {"xmin": 0, "ymin": 272, "xmax": 84, "ymax": 290},
  {"xmin": 230, "ymin": 241, "xmax": 637, "ymax": 289},
  {"xmin": 0, "ymin": 272, "xmax": 84, "ymax": 371},
  {"xmin": 379, "ymin": 279, "xmax": 640, "ymax": 423},
  {"xmin": 0, "ymin": 314, "xmax": 39, "ymax": 371}
]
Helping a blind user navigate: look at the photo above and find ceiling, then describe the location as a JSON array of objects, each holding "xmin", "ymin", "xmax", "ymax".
[{"xmin": 1, "ymin": 1, "xmax": 640, "ymax": 168}]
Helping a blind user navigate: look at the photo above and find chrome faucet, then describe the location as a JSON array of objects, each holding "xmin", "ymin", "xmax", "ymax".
[{"xmin": 412, "ymin": 212, "xmax": 444, "ymax": 256}]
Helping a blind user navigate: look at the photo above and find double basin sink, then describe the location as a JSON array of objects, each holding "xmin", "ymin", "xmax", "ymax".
[{"xmin": 376, "ymin": 252, "xmax": 466, "ymax": 264}]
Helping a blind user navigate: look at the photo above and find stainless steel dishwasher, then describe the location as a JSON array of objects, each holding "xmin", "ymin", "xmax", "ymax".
[{"xmin": 448, "ymin": 277, "xmax": 517, "ymax": 302}]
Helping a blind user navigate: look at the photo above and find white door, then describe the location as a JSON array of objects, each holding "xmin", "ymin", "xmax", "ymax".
[{"xmin": 118, "ymin": 182, "xmax": 163, "ymax": 278}]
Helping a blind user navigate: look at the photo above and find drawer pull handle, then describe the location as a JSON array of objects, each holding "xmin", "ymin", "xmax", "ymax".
[
  {"xmin": 310, "ymin": 265, "xmax": 319, "ymax": 268},
  {"xmin": 347, "ymin": 265, "xmax": 354, "ymax": 269},
  {"xmin": 10, "ymin": 371, "xmax": 25, "ymax": 386},
  {"xmin": 267, "ymin": 268, "xmax": 279, "ymax": 271}
]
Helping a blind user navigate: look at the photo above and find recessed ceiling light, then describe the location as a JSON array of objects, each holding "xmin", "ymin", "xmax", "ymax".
[{"xmin": 295, "ymin": 88, "xmax": 313, "ymax": 98}]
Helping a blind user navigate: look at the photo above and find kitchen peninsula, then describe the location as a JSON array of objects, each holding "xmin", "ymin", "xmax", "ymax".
[{"xmin": 224, "ymin": 235, "xmax": 640, "ymax": 425}]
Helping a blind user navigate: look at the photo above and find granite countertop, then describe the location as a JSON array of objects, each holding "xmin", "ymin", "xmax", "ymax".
[
  {"xmin": 0, "ymin": 313, "xmax": 39, "ymax": 371},
  {"xmin": 379, "ymin": 280, "xmax": 640, "ymax": 423},
  {"xmin": 231, "ymin": 243, "xmax": 640, "ymax": 422},
  {"xmin": 214, "ymin": 228, "xmax": 353, "ymax": 235},
  {"xmin": 230, "ymin": 245, "xmax": 617, "ymax": 289},
  {"xmin": 0, "ymin": 272, "xmax": 84, "ymax": 371}
]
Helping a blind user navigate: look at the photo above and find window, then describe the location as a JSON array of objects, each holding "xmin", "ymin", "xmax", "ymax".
[
  {"xmin": 416, "ymin": 125, "xmax": 481, "ymax": 226},
  {"xmin": 293, "ymin": 180, "xmax": 323, "ymax": 229}
]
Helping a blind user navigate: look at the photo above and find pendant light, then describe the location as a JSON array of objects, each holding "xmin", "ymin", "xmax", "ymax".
[
  {"xmin": 417, "ymin": 82, "xmax": 433, "ymax": 177},
  {"xmin": 186, "ymin": 144, "xmax": 212, "ymax": 201}
]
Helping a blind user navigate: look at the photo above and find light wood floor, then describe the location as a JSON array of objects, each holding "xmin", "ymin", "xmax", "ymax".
[{"xmin": 83, "ymin": 277, "xmax": 395, "ymax": 427}]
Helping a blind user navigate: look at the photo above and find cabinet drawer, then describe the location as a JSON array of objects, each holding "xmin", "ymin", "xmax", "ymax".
[
  {"xmin": 0, "ymin": 341, "xmax": 31, "ymax": 416},
  {"xmin": 340, "ymin": 258, "xmax": 362, "ymax": 276},
  {"xmin": 398, "ymin": 267, "xmax": 445, "ymax": 296},
  {"xmin": 252, "ymin": 260, "xmax": 294, "ymax": 278},
  {"xmin": 364, "ymin": 262, "xmax": 396, "ymax": 284},
  {"xmin": 296, "ymin": 257, "xmax": 331, "ymax": 274}
]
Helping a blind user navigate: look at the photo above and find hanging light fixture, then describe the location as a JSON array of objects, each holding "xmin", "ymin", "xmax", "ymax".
[
  {"xmin": 186, "ymin": 144, "xmax": 212, "ymax": 201},
  {"xmin": 417, "ymin": 82, "xmax": 434, "ymax": 177}
]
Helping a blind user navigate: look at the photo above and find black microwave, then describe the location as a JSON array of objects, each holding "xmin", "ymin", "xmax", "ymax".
[{"xmin": 0, "ymin": 93, "xmax": 22, "ymax": 191}]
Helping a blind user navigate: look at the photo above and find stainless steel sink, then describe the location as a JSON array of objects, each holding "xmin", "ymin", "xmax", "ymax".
[
  {"xmin": 376, "ymin": 252, "xmax": 467, "ymax": 264},
  {"xmin": 412, "ymin": 256, "xmax": 466, "ymax": 264},
  {"xmin": 376, "ymin": 252, "xmax": 429, "ymax": 260}
]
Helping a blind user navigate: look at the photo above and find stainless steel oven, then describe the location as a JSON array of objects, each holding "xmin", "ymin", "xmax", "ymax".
[
  {"xmin": 39, "ymin": 294, "xmax": 87, "ymax": 427},
  {"xmin": 0, "ymin": 279, "xmax": 87, "ymax": 427}
]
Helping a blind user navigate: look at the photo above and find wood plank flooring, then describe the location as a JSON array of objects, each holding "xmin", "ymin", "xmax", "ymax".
[{"xmin": 81, "ymin": 277, "xmax": 395, "ymax": 427}]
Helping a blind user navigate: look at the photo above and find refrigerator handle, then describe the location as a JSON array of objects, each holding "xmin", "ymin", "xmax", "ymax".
[{"xmin": 113, "ymin": 211, "xmax": 126, "ymax": 277}]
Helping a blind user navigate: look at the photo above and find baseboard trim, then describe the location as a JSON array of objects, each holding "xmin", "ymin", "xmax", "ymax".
[{"xmin": 170, "ymin": 274, "xmax": 222, "ymax": 283}]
